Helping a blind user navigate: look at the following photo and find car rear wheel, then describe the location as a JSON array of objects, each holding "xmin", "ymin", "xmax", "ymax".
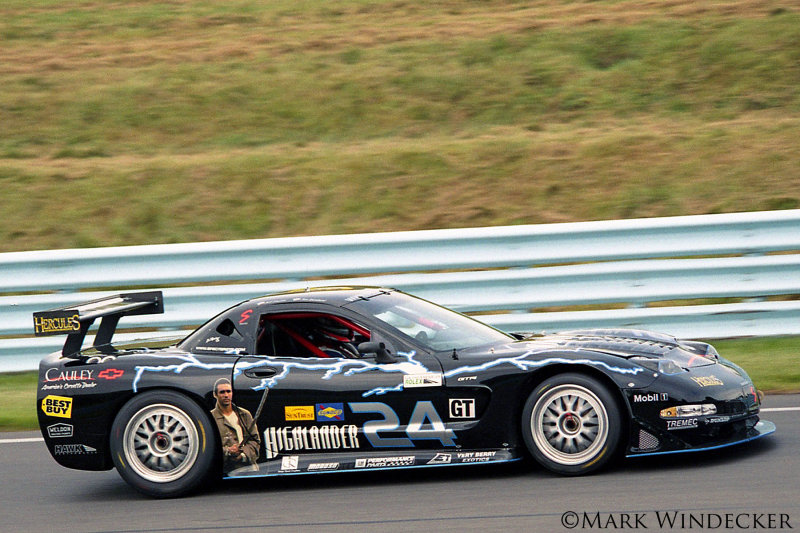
[
  {"xmin": 110, "ymin": 390, "xmax": 217, "ymax": 498},
  {"xmin": 522, "ymin": 373, "xmax": 621, "ymax": 475}
]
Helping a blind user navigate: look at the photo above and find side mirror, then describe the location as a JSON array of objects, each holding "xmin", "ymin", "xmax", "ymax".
[{"xmin": 358, "ymin": 341, "xmax": 397, "ymax": 364}]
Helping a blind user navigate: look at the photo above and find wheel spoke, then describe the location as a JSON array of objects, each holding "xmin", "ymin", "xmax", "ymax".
[{"xmin": 122, "ymin": 403, "xmax": 200, "ymax": 484}]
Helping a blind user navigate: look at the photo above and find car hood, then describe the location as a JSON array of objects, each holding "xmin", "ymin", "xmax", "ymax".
[{"xmin": 493, "ymin": 328, "xmax": 719, "ymax": 369}]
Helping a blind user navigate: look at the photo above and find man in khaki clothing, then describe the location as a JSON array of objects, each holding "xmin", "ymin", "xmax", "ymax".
[{"xmin": 211, "ymin": 378, "xmax": 261, "ymax": 473}]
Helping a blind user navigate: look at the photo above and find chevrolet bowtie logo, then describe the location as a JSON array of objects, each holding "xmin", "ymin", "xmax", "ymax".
[{"xmin": 98, "ymin": 368, "xmax": 124, "ymax": 380}]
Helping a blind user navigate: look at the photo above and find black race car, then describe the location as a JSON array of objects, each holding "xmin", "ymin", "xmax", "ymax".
[{"xmin": 35, "ymin": 287, "xmax": 775, "ymax": 497}]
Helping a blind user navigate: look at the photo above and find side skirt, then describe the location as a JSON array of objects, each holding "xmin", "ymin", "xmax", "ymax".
[{"xmin": 223, "ymin": 448, "xmax": 520, "ymax": 479}]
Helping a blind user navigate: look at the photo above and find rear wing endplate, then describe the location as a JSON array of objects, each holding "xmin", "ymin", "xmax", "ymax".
[{"xmin": 33, "ymin": 291, "xmax": 164, "ymax": 357}]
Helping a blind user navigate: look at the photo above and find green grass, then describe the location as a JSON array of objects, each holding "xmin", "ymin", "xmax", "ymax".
[
  {"xmin": 0, "ymin": 371, "xmax": 38, "ymax": 431},
  {"xmin": 1, "ymin": 1, "xmax": 800, "ymax": 250},
  {"xmin": 2, "ymin": 336, "xmax": 796, "ymax": 432},
  {"xmin": 1, "ymin": 2, "xmax": 799, "ymax": 429}
]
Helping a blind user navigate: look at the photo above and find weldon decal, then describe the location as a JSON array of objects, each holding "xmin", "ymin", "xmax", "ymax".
[
  {"xmin": 263, "ymin": 425, "xmax": 360, "ymax": 459},
  {"xmin": 46, "ymin": 423, "xmax": 73, "ymax": 438},
  {"xmin": 41, "ymin": 395, "xmax": 72, "ymax": 418}
]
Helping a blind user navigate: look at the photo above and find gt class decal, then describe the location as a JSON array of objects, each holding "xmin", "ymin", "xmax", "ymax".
[
  {"xmin": 349, "ymin": 401, "xmax": 457, "ymax": 448},
  {"xmin": 449, "ymin": 399, "xmax": 476, "ymax": 419}
]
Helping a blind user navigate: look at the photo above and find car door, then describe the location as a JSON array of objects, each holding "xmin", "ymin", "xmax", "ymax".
[{"xmin": 229, "ymin": 305, "xmax": 456, "ymax": 475}]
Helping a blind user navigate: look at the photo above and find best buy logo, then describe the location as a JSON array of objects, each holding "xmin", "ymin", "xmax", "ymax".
[{"xmin": 42, "ymin": 395, "xmax": 73, "ymax": 418}]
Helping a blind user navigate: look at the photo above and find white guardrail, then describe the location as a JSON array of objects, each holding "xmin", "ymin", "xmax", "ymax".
[{"xmin": 2, "ymin": 210, "xmax": 800, "ymax": 372}]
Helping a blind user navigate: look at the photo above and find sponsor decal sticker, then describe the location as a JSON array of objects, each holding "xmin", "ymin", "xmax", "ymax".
[
  {"xmin": 54, "ymin": 444, "xmax": 97, "ymax": 455},
  {"xmin": 355, "ymin": 456, "xmax": 415, "ymax": 468},
  {"xmin": 285, "ymin": 406, "xmax": 315, "ymax": 421},
  {"xmin": 263, "ymin": 425, "xmax": 360, "ymax": 459},
  {"xmin": 456, "ymin": 451, "xmax": 497, "ymax": 463},
  {"xmin": 308, "ymin": 462, "xmax": 339, "ymax": 471},
  {"xmin": 403, "ymin": 373, "xmax": 443, "ymax": 388},
  {"xmin": 44, "ymin": 368, "xmax": 94, "ymax": 383},
  {"xmin": 706, "ymin": 416, "xmax": 731, "ymax": 424},
  {"xmin": 449, "ymin": 399, "xmax": 476, "ymax": 419},
  {"xmin": 33, "ymin": 311, "xmax": 80, "ymax": 336},
  {"xmin": 666, "ymin": 418, "xmax": 699, "ymax": 430},
  {"xmin": 349, "ymin": 401, "xmax": 457, "ymax": 448},
  {"xmin": 97, "ymin": 368, "xmax": 124, "ymax": 380},
  {"xmin": 316, "ymin": 403, "xmax": 344, "ymax": 422},
  {"xmin": 427, "ymin": 453, "xmax": 452, "ymax": 465},
  {"xmin": 457, "ymin": 376, "xmax": 477, "ymax": 382},
  {"xmin": 691, "ymin": 376, "xmax": 724, "ymax": 387},
  {"xmin": 632, "ymin": 393, "xmax": 669, "ymax": 403},
  {"xmin": 280, "ymin": 456, "xmax": 299, "ymax": 472},
  {"xmin": 41, "ymin": 395, "xmax": 72, "ymax": 418},
  {"xmin": 46, "ymin": 423, "xmax": 73, "ymax": 438}
]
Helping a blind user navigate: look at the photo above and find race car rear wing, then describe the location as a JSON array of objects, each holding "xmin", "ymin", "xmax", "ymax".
[{"xmin": 33, "ymin": 291, "xmax": 164, "ymax": 357}]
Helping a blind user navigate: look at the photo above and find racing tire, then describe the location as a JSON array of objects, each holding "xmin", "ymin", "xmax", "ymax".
[
  {"xmin": 522, "ymin": 373, "xmax": 622, "ymax": 475},
  {"xmin": 110, "ymin": 390, "xmax": 217, "ymax": 498}
]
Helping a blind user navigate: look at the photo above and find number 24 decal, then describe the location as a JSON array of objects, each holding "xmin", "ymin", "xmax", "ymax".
[{"xmin": 348, "ymin": 401, "xmax": 457, "ymax": 448}]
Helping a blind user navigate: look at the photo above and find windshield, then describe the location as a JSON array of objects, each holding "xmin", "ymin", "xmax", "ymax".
[{"xmin": 344, "ymin": 291, "xmax": 513, "ymax": 351}]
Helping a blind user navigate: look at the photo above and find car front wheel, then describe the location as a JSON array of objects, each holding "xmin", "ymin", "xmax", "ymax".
[
  {"xmin": 110, "ymin": 390, "xmax": 217, "ymax": 498},
  {"xmin": 522, "ymin": 373, "xmax": 622, "ymax": 475}
]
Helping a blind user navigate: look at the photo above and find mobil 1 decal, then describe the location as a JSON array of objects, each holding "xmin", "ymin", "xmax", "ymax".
[{"xmin": 348, "ymin": 400, "xmax": 456, "ymax": 448}]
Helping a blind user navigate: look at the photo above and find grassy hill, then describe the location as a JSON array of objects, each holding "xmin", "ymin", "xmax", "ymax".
[{"xmin": 1, "ymin": 0, "xmax": 799, "ymax": 252}]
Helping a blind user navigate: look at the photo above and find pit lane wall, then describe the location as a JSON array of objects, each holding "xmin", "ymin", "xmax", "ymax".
[{"xmin": 2, "ymin": 209, "xmax": 800, "ymax": 372}]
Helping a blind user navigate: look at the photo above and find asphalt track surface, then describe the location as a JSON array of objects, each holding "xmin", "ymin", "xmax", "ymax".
[{"xmin": 2, "ymin": 395, "xmax": 798, "ymax": 533}]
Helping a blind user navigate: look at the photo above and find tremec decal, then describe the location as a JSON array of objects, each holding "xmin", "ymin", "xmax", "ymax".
[
  {"xmin": 263, "ymin": 425, "xmax": 360, "ymax": 459},
  {"xmin": 41, "ymin": 395, "xmax": 72, "ymax": 418},
  {"xmin": 349, "ymin": 401, "xmax": 457, "ymax": 448}
]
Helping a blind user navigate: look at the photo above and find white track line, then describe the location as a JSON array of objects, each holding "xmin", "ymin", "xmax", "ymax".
[
  {"xmin": 0, "ymin": 437, "xmax": 43, "ymax": 444},
  {"xmin": 761, "ymin": 407, "xmax": 800, "ymax": 412}
]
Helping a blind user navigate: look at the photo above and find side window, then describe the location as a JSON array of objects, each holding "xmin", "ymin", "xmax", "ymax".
[
  {"xmin": 256, "ymin": 313, "xmax": 370, "ymax": 358},
  {"xmin": 193, "ymin": 317, "xmax": 250, "ymax": 355}
]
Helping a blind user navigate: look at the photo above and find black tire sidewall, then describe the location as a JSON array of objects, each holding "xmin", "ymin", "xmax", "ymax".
[
  {"xmin": 521, "ymin": 373, "xmax": 622, "ymax": 475},
  {"xmin": 110, "ymin": 390, "xmax": 217, "ymax": 498}
]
